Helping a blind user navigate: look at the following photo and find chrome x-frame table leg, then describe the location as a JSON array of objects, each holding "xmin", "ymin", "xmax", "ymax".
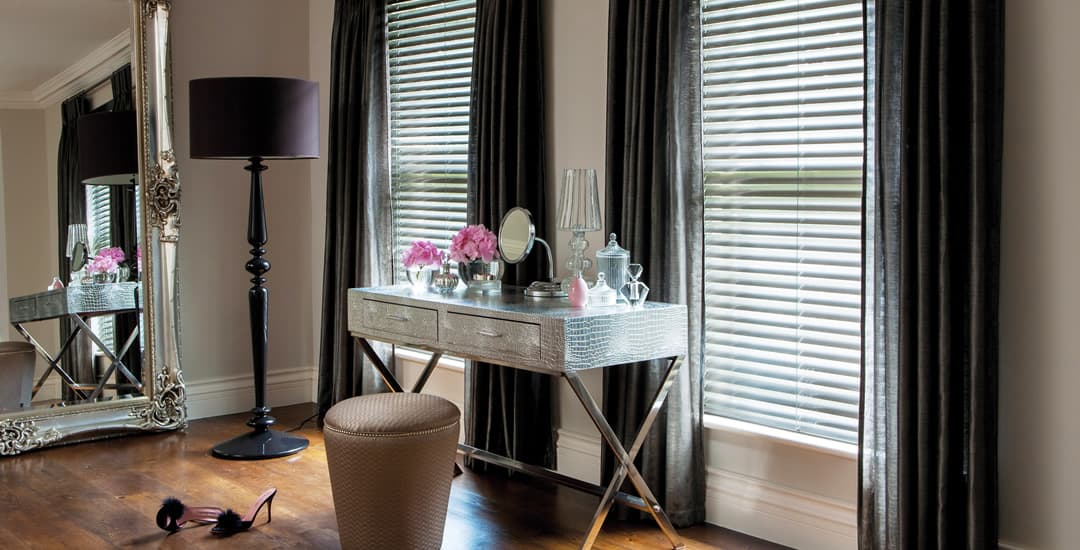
[
  {"xmin": 356, "ymin": 337, "xmax": 442, "ymax": 393},
  {"xmin": 70, "ymin": 315, "xmax": 143, "ymax": 401},
  {"xmin": 563, "ymin": 356, "xmax": 686, "ymax": 549},
  {"xmin": 14, "ymin": 322, "xmax": 87, "ymax": 400}
]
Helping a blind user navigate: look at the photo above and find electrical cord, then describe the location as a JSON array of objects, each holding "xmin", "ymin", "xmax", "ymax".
[{"xmin": 287, "ymin": 411, "xmax": 320, "ymax": 432}]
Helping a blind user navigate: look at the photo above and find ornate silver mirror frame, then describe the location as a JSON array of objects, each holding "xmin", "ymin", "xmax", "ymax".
[{"xmin": 0, "ymin": 0, "xmax": 184, "ymax": 456}]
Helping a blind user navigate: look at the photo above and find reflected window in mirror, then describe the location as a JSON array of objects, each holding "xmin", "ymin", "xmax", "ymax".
[{"xmin": 387, "ymin": 0, "xmax": 476, "ymax": 282}]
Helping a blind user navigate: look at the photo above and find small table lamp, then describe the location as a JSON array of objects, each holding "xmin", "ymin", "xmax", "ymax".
[
  {"xmin": 557, "ymin": 168, "xmax": 602, "ymax": 282},
  {"xmin": 189, "ymin": 76, "xmax": 319, "ymax": 460},
  {"xmin": 78, "ymin": 110, "xmax": 138, "ymax": 185}
]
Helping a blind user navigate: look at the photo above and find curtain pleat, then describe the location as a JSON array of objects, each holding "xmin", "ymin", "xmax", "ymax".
[
  {"xmin": 603, "ymin": 0, "xmax": 705, "ymax": 527},
  {"xmin": 57, "ymin": 93, "xmax": 91, "ymax": 400},
  {"xmin": 317, "ymin": 0, "xmax": 393, "ymax": 416},
  {"xmin": 465, "ymin": 0, "xmax": 555, "ymax": 472},
  {"xmin": 109, "ymin": 64, "xmax": 141, "ymax": 389},
  {"xmin": 859, "ymin": 0, "xmax": 1003, "ymax": 547}
]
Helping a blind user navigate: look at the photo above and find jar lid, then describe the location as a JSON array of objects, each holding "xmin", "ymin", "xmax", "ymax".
[{"xmin": 596, "ymin": 233, "xmax": 629, "ymax": 258}]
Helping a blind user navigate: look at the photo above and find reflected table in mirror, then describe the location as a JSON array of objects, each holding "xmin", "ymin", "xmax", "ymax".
[
  {"xmin": 347, "ymin": 286, "xmax": 688, "ymax": 549},
  {"xmin": 9, "ymin": 283, "xmax": 143, "ymax": 403}
]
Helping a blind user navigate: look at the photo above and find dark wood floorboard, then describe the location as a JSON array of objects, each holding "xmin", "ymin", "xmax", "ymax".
[{"xmin": 0, "ymin": 404, "xmax": 788, "ymax": 549}]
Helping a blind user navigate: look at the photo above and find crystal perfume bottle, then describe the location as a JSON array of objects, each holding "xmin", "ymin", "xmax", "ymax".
[
  {"xmin": 432, "ymin": 253, "xmax": 460, "ymax": 295},
  {"xmin": 620, "ymin": 263, "xmax": 649, "ymax": 308}
]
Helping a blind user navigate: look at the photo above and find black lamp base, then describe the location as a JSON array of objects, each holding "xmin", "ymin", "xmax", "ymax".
[{"xmin": 211, "ymin": 428, "xmax": 309, "ymax": 460}]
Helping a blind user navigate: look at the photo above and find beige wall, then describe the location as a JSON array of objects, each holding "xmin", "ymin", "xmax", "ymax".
[
  {"xmin": 172, "ymin": 0, "xmax": 317, "ymax": 409},
  {"xmin": 0, "ymin": 108, "xmax": 55, "ymax": 348},
  {"xmin": 999, "ymin": 0, "xmax": 1080, "ymax": 547},
  {"xmin": 309, "ymin": 0, "xmax": 333, "ymax": 379},
  {"xmin": 0, "ymin": 130, "xmax": 6, "ymax": 330}
]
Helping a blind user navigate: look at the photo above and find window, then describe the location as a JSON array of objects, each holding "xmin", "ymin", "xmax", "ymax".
[
  {"xmin": 85, "ymin": 184, "xmax": 115, "ymax": 348},
  {"xmin": 386, "ymin": 0, "xmax": 475, "ymax": 282},
  {"xmin": 700, "ymin": 0, "xmax": 865, "ymax": 444}
]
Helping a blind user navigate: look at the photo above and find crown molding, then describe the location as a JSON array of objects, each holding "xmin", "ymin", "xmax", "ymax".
[
  {"xmin": 0, "ymin": 30, "xmax": 131, "ymax": 110},
  {"xmin": 0, "ymin": 92, "xmax": 39, "ymax": 110}
]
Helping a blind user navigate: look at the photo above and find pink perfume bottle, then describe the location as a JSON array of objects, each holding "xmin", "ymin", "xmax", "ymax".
[{"xmin": 567, "ymin": 274, "xmax": 589, "ymax": 308}]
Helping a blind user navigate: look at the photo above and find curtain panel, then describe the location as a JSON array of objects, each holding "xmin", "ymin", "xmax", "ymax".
[
  {"xmin": 859, "ymin": 0, "xmax": 1003, "ymax": 547},
  {"xmin": 317, "ymin": 0, "xmax": 394, "ymax": 416},
  {"xmin": 57, "ymin": 92, "xmax": 91, "ymax": 400},
  {"xmin": 603, "ymin": 0, "xmax": 706, "ymax": 527},
  {"xmin": 465, "ymin": 0, "xmax": 556, "ymax": 471},
  {"xmin": 109, "ymin": 64, "xmax": 141, "ymax": 386}
]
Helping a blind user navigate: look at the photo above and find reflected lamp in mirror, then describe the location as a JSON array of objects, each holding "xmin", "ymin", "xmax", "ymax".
[
  {"xmin": 189, "ymin": 76, "xmax": 319, "ymax": 461},
  {"xmin": 557, "ymin": 168, "xmax": 602, "ymax": 281},
  {"xmin": 77, "ymin": 110, "xmax": 138, "ymax": 185},
  {"xmin": 498, "ymin": 207, "xmax": 566, "ymax": 298},
  {"xmin": 65, "ymin": 223, "xmax": 89, "ymax": 276}
]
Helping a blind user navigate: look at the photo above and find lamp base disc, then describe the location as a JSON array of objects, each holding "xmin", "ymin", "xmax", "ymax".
[
  {"xmin": 525, "ymin": 280, "xmax": 567, "ymax": 298},
  {"xmin": 211, "ymin": 429, "xmax": 308, "ymax": 460}
]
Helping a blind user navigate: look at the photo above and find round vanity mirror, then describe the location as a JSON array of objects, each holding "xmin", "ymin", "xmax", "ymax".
[
  {"xmin": 498, "ymin": 207, "xmax": 536, "ymax": 263},
  {"xmin": 497, "ymin": 207, "xmax": 566, "ymax": 298}
]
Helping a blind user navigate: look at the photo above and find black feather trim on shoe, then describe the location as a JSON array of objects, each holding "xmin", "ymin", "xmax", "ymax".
[
  {"xmin": 212, "ymin": 509, "xmax": 243, "ymax": 536},
  {"xmin": 156, "ymin": 497, "xmax": 184, "ymax": 532}
]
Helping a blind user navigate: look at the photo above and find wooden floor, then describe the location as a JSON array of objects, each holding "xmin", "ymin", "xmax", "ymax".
[{"xmin": 0, "ymin": 404, "xmax": 787, "ymax": 549}]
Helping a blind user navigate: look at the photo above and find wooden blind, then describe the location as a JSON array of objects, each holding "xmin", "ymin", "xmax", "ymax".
[{"xmin": 701, "ymin": 0, "xmax": 865, "ymax": 444}]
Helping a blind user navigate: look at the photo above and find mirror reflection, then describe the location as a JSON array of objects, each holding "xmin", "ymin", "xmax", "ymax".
[
  {"xmin": 497, "ymin": 207, "xmax": 565, "ymax": 298},
  {"xmin": 0, "ymin": 1, "xmax": 143, "ymax": 411},
  {"xmin": 498, "ymin": 207, "xmax": 535, "ymax": 264}
]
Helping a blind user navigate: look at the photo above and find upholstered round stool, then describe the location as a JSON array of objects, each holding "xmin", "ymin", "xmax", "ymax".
[{"xmin": 323, "ymin": 392, "xmax": 460, "ymax": 550}]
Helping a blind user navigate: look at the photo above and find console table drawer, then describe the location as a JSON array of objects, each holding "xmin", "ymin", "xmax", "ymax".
[
  {"xmin": 442, "ymin": 312, "xmax": 540, "ymax": 363},
  {"xmin": 362, "ymin": 300, "xmax": 437, "ymax": 342},
  {"xmin": 9, "ymin": 296, "xmax": 36, "ymax": 323}
]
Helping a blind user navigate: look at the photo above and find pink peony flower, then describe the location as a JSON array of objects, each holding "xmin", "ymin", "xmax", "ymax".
[
  {"xmin": 136, "ymin": 246, "xmax": 142, "ymax": 272},
  {"xmin": 402, "ymin": 240, "xmax": 443, "ymax": 268},
  {"xmin": 86, "ymin": 247, "xmax": 125, "ymax": 275},
  {"xmin": 449, "ymin": 224, "xmax": 499, "ymax": 263}
]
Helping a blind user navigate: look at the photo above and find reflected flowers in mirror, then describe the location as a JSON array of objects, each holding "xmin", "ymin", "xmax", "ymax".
[{"xmin": 87, "ymin": 247, "xmax": 126, "ymax": 283}]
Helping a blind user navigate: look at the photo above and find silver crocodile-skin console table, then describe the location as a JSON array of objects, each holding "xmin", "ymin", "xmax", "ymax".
[
  {"xmin": 348, "ymin": 285, "xmax": 688, "ymax": 549},
  {"xmin": 9, "ymin": 283, "xmax": 143, "ymax": 402}
]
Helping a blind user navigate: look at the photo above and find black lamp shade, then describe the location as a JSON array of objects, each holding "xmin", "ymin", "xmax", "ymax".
[
  {"xmin": 189, "ymin": 77, "xmax": 319, "ymax": 160},
  {"xmin": 78, "ymin": 110, "xmax": 138, "ymax": 185}
]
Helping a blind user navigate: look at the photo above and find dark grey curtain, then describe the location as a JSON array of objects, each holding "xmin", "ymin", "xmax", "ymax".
[
  {"xmin": 603, "ymin": 0, "xmax": 705, "ymax": 527},
  {"xmin": 109, "ymin": 64, "xmax": 141, "ymax": 387},
  {"xmin": 465, "ymin": 0, "xmax": 555, "ymax": 471},
  {"xmin": 57, "ymin": 92, "xmax": 91, "ymax": 400},
  {"xmin": 317, "ymin": 0, "xmax": 393, "ymax": 416},
  {"xmin": 859, "ymin": 1, "xmax": 1003, "ymax": 547}
]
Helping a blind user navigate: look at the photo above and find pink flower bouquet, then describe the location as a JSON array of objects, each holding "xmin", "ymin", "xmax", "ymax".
[
  {"xmin": 86, "ymin": 247, "xmax": 125, "ymax": 275},
  {"xmin": 450, "ymin": 225, "xmax": 499, "ymax": 263},
  {"xmin": 402, "ymin": 240, "xmax": 443, "ymax": 268}
]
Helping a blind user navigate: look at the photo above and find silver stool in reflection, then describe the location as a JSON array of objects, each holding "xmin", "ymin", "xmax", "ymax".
[
  {"xmin": 323, "ymin": 392, "xmax": 460, "ymax": 550},
  {"xmin": 0, "ymin": 342, "xmax": 36, "ymax": 412}
]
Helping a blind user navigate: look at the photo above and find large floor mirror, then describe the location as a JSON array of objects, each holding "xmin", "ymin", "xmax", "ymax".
[{"xmin": 0, "ymin": 0, "xmax": 183, "ymax": 456}]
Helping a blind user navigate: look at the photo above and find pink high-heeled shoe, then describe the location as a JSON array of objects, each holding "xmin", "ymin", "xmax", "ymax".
[
  {"xmin": 211, "ymin": 487, "xmax": 277, "ymax": 537},
  {"xmin": 156, "ymin": 497, "xmax": 224, "ymax": 533}
]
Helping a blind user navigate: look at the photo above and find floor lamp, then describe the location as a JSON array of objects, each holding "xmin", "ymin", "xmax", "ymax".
[{"xmin": 189, "ymin": 77, "xmax": 319, "ymax": 460}]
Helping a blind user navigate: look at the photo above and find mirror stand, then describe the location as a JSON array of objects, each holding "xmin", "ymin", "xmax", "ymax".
[{"xmin": 523, "ymin": 238, "xmax": 564, "ymax": 298}]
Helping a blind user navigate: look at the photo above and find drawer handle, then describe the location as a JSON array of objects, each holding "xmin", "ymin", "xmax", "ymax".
[
  {"xmin": 387, "ymin": 314, "xmax": 412, "ymax": 322},
  {"xmin": 477, "ymin": 328, "xmax": 502, "ymax": 338}
]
